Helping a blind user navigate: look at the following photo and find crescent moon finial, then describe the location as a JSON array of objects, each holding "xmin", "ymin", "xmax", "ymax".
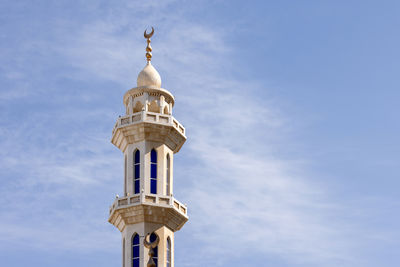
[
  {"xmin": 143, "ymin": 27, "xmax": 155, "ymax": 62},
  {"xmin": 144, "ymin": 27, "xmax": 154, "ymax": 39},
  {"xmin": 143, "ymin": 232, "xmax": 159, "ymax": 249}
]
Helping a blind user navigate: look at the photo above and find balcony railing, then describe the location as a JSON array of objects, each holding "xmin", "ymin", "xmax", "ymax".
[
  {"xmin": 112, "ymin": 111, "xmax": 185, "ymax": 136},
  {"xmin": 109, "ymin": 193, "xmax": 188, "ymax": 217}
]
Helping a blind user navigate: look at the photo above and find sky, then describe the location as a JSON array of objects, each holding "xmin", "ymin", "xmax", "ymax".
[{"xmin": 0, "ymin": 0, "xmax": 399, "ymax": 266}]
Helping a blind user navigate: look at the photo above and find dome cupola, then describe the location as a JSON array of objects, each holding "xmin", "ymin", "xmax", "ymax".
[{"xmin": 137, "ymin": 62, "xmax": 161, "ymax": 88}]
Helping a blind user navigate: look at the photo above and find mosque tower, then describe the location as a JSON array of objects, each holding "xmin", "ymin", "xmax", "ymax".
[{"xmin": 108, "ymin": 28, "xmax": 188, "ymax": 267}]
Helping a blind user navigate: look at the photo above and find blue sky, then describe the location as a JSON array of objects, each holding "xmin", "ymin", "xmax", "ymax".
[{"xmin": 1, "ymin": 0, "xmax": 399, "ymax": 266}]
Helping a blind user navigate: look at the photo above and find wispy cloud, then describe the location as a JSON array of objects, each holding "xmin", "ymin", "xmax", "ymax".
[
  {"xmin": 0, "ymin": 1, "xmax": 395, "ymax": 266},
  {"xmin": 55, "ymin": 6, "xmax": 361, "ymax": 266}
]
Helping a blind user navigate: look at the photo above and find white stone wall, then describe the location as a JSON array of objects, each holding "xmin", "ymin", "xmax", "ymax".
[
  {"xmin": 123, "ymin": 142, "xmax": 174, "ymax": 197},
  {"xmin": 111, "ymin": 85, "xmax": 185, "ymax": 267},
  {"xmin": 122, "ymin": 223, "xmax": 175, "ymax": 267}
]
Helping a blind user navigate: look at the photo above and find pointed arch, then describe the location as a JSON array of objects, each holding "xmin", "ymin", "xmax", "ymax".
[
  {"xmin": 166, "ymin": 237, "xmax": 171, "ymax": 267},
  {"xmin": 148, "ymin": 100, "xmax": 159, "ymax": 113},
  {"xmin": 150, "ymin": 233, "xmax": 158, "ymax": 266},
  {"xmin": 133, "ymin": 101, "xmax": 144, "ymax": 113},
  {"xmin": 124, "ymin": 155, "xmax": 127, "ymax": 196},
  {"xmin": 123, "ymin": 237, "xmax": 125, "ymax": 267},
  {"xmin": 150, "ymin": 149, "xmax": 157, "ymax": 194},
  {"xmin": 132, "ymin": 233, "xmax": 140, "ymax": 267},
  {"xmin": 163, "ymin": 105, "xmax": 169, "ymax": 115},
  {"xmin": 134, "ymin": 149, "xmax": 140, "ymax": 194},
  {"xmin": 166, "ymin": 154, "xmax": 171, "ymax": 196}
]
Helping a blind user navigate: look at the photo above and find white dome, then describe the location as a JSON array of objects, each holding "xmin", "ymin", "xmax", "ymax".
[{"xmin": 137, "ymin": 62, "xmax": 162, "ymax": 88}]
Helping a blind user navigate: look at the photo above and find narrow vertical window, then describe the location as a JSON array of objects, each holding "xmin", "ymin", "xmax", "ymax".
[
  {"xmin": 150, "ymin": 233, "xmax": 158, "ymax": 267},
  {"xmin": 132, "ymin": 234, "xmax": 140, "ymax": 267},
  {"xmin": 150, "ymin": 149, "xmax": 157, "ymax": 194},
  {"xmin": 134, "ymin": 150, "xmax": 140, "ymax": 194},
  {"xmin": 123, "ymin": 238, "xmax": 125, "ymax": 267},
  {"xmin": 166, "ymin": 237, "xmax": 171, "ymax": 267},
  {"xmin": 166, "ymin": 154, "xmax": 170, "ymax": 196},
  {"xmin": 124, "ymin": 155, "xmax": 127, "ymax": 196}
]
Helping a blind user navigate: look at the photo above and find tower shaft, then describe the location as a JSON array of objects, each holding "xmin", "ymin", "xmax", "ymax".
[{"xmin": 108, "ymin": 30, "xmax": 188, "ymax": 267}]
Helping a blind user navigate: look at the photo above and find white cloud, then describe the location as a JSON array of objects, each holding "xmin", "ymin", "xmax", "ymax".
[{"xmin": 0, "ymin": 1, "xmax": 391, "ymax": 266}]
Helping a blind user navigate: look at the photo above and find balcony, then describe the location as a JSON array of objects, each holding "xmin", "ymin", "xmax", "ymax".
[
  {"xmin": 111, "ymin": 111, "xmax": 187, "ymax": 153},
  {"xmin": 109, "ymin": 193, "xmax": 188, "ymax": 216},
  {"xmin": 112, "ymin": 111, "xmax": 185, "ymax": 137},
  {"xmin": 108, "ymin": 193, "xmax": 189, "ymax": 232}
]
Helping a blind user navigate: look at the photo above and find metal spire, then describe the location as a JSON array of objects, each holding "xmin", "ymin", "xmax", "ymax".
[{"xmin": 144, "ymin": 27, "xmax": 155, "ymax": 62}]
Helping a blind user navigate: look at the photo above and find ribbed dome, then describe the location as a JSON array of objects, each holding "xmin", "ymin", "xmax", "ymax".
[{"xmin": 137, "ymin": 62, "xmax": 161, "ymax": 88}]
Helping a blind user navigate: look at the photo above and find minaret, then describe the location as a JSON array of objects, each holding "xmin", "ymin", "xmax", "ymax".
[{"xmin": 108, "ymin": 28, "xmax": 188, "ymax": 267}]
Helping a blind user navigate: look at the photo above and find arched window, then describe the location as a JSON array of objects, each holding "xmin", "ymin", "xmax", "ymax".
[
  {"xmin": 166, "ymin": 154, "xmax": 170, "ymax": 196},
  {"xmin": 163, "ymin": 105, "xmax": 169, "ymax": 115},
  {"xmin": 134, "ymin": 150, "xmax": 140, "ymax": 194},
  {"xmin": 166, "ymin": 237, "xmax": 171, "ymax": 267},
  {"xmin": 132, "ymin": 234, "xmax": 140, "ymax": 267},
  {"xmin": 150, "ymin": 149, "xmax": 157, "ymax": 194},
  {"xmin": 150, "ymin": 233, "xmax": 158, "ymax": 266},
  {"xmin": 148, "ymin": 100, "xmax": 159, "ymax": 113},
  {"xmin": 123, "ymin": 238, "xmax": 125, "ymax": 267},
  {"xmin": 133, "ymin": 101, "xmax": 144, "ymax": 113},
  {"xmin": 124, "ymin": 155, "xmax": 127, "ymax": 196}
]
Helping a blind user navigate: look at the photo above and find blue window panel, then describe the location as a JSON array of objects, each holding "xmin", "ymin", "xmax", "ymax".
[
  {"xmin": 132, "ymin": 234, "xmax": 140, "ymax": 267},
  {"xmin": 134, "ymin": 180, "xmax": 140, "ymax": 194},
  {"xmin": 151, "ymin": 179, "xmax": 157, "ymax": 194},
  {"xmin": 150, "ymin": 149, "xmax": 157, "ymax": 194},
  {"xmin": 132, "ymin": 245, "xmax": 139, "ymax": 257},
  {"xmin": 150, "ymin": 233, "xmax": 157, "ymax": 242},
  {"xmin": 151, "ymin": 149, "xmax": 157, "ymax": 163},
  {"xmin": 135, "ymin": 165, "xmax": 140, "ymax": 178},
  {"xmin": 153, "ymin": 246, "xmax": 158, "ymax": 259},
  {"xmin": 151, "ymin": 164, "xmax": 157, "ymax": 178},
  {"xmin": 133, "ymin": 234, "xmax": 139, "ymax": 244},
  {"xmin": 150, "ymin": 233, "xmax": 158, "ymax": 267},
  {"xmin": 135, "ymin": 150, "xmax": 140, "ymax": 163}
]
